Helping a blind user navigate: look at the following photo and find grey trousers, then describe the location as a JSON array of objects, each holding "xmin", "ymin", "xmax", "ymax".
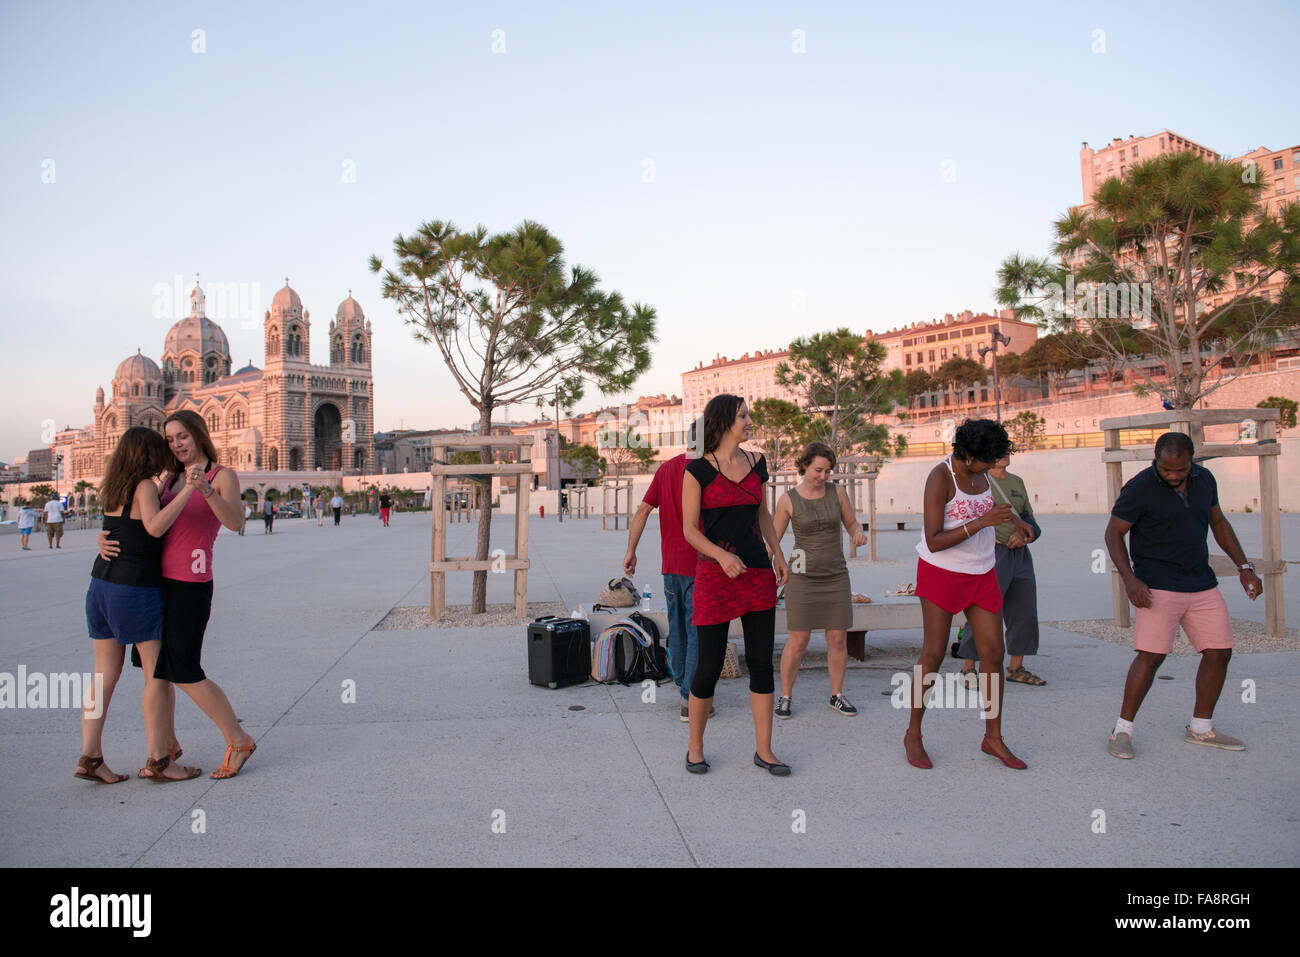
[{"xmin": 958, "ymin": 543, "xmax": 1040, "ymax": 658}]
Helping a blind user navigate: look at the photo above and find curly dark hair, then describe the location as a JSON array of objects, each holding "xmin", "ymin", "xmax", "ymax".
[
  {"xmin": 700, "ymin": 394, "xmax": 745, "ymax": 455},
  {"xmin": 950, "ymin": 418, "xmax": 1012, "ymax": 464},
  {"xmin": 795, "ymin": 441, "xmax": 837, "ymax": 475}
]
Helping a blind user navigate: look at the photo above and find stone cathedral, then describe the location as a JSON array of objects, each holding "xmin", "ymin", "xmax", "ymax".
[{"xmin": 69, "ymin": 278, "xmax": 374, "ymax": 479}]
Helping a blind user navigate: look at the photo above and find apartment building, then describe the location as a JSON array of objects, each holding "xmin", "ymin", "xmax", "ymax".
[{"xmin": 872, "ymin": 309, "xmax": 1038, "ymax": 376}]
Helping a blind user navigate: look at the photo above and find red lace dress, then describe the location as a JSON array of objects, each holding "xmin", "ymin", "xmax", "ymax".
[{"xmin": 687, "ymin": 453, "xmax": 778, "ymax": 627}]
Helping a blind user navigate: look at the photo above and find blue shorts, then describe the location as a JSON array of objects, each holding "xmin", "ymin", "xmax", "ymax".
[
  {"xmin": 85, "ymin": 577, "xmax": 164, "ymax": 646},
  {"xmin": 19, "ymin": 526, "xmax": 33, "ymax": 534}
]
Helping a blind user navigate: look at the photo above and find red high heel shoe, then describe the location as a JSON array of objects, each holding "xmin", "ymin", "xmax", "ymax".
[
  {"xmin": 904, "ymin": 731, "xmax": 932, "ymax": 770},
  {"xmin": 981, "ymin": 734, "xmax": 1027, "ymax": 770}
]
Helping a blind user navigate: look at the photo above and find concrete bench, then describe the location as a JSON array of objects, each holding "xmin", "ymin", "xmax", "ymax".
[{"xmin": 586, "ymin": 600, "xmax": 965, "ymax": 663}]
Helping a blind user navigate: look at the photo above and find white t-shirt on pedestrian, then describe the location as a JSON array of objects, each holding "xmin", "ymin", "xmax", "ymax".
[
  {"xmin": 44, "ymin": 500, "xmax": 64, "ymax": 523},
  {"xmin": 331, "ymin": 495, "xmax": 343, "ymax": 508}
]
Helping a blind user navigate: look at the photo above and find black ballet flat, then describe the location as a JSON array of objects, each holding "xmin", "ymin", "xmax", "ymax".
[
  {"xmin": 753, "ymin": 752, "xmax": 791, "ymax": 776},
  {"xmin": 686, "ymin": 753, "xmax": 710, "ymax": 774}
]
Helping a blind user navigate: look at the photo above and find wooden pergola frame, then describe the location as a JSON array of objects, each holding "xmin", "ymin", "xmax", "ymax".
[
  {"xmin": 601, "ymin": 477, "xmax": 633, "ymax": 531},
  {"xmin": 1101, "ymin": 408, "xmax": 1285, "ymax": 637},
  {"xmin": 564, "ymin": 482, "xmax": 590, "ymax": 519},
  {"xmin": 429, "ymin": 435, "xmax": 533, "ymax": 619}
]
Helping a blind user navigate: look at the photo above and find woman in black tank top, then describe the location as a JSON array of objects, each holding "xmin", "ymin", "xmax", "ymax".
[{"xmin": 77, "ymin": 427, "xmax": 202, "ymax": 784}]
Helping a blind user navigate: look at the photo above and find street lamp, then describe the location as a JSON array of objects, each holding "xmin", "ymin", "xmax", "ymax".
[
  {"xmin": 553, "ymin": 385, "xmax": 567, "ymax": 524},
  {"xmin": 978, "ymin": 329, "xmax": 1013, "ymax": 423}
]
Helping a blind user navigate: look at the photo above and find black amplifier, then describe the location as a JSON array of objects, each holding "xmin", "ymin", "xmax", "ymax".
[{"xmin": 527, "ymin": 616, "xmax": 591, "ymax": 689}]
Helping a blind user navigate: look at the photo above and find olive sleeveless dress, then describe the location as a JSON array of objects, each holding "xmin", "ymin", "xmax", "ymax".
[{"xmin": 783, "ymin": 484, "xmax": 852, "ymax": 631}]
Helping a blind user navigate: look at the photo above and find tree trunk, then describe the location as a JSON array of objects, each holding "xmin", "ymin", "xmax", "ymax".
[{"xmin": 471, "ymin": 403, "xmax": 495, "ymax": 614}]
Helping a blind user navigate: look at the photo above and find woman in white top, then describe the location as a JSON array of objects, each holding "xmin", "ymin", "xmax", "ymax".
[{"xmin": 906, "ymin": 419, "xmax": 1034, "ymax": 771}]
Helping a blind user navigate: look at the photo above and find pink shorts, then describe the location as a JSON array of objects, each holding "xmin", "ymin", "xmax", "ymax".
[{"xmin": 1133, "ymin": 588, "xmax": 1233, "ymax": 655}]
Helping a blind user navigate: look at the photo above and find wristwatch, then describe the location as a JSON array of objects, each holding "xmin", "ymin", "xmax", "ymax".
[{"xmin": 1238, "ymin": 562, "xmax": 1255, "ymax": 572}]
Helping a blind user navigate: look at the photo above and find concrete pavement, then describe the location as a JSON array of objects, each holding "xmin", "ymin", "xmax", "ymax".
[{"xmin": 1, "ymin": 507, "xmax": 1297, "ymax": 866}]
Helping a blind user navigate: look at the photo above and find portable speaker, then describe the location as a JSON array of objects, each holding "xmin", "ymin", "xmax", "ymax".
[{"xmin": 527, "ymin": 616, "xmax": 591, "ymax": 689}]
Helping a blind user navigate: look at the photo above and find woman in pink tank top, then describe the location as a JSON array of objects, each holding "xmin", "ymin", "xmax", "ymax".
[
  {"xmin": 101, "ymin": 410, "xmax": 257, "ymax": 779},
  {"xmin": 905, "ymin": 419, "xmax": 1035, "ymax": 772}
]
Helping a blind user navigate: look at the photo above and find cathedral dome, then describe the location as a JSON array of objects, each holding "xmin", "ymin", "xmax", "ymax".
[
  {"xmin": 271, "ymin": 280, "xmax": 303, "ymax": 317},
  {"xmin": 336, "ymin": 291, "xmax": 364, "ymax": 321},
  {"xmin": 164, "ymin": 314, "xmax": 230, "ymax": 360},
  {"xmin": 115, "ymin": 349, "xmax": 163, "ymax": 382}
]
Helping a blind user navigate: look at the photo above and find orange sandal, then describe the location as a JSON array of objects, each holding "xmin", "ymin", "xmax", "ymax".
[
  {"xmin": 210, "ymin": 737, "xmax": 256, "ymax": 779},
  {"xmin": 75, "ymin": 754, "xmax": 128, "ymax": 784}
]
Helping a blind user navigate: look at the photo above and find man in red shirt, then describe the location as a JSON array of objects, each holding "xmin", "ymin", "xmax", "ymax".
[{"xmin": 624, "ymin": 451, "xmax": 701, "ymax": 720}]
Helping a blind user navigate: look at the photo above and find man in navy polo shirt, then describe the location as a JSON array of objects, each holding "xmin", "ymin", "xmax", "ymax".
[{"xmin": 1103, "ymin": 431, "xmax": 1262, "ymax": 759}]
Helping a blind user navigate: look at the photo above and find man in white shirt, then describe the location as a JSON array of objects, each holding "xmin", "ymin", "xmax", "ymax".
[
  {"xmin": 44, "ymin": 496, "xmax": 65, "ymax": 548},
  {"xmin": 330, "ymin": 493, "xmax": 344, "ymax": 526}
]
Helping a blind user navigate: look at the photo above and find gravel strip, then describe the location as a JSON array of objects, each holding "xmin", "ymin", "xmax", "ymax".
[
  {"xmin": 1042, "ymin": 619, "xmax": 1300, "ymax": 655},
  {"xmin": 376, "ymin": 602, "xmax": 568, "ymax": 630}
]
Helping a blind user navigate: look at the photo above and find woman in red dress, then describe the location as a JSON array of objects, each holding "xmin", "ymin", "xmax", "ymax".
[{"xmin": 681, "ymin": 395, "xmax": 791, "ymax": 775}]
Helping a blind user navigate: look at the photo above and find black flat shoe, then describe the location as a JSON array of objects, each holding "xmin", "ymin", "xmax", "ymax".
[
  {"xmin": 753, "ymin": 752, "xmax": 791, "ymax": 776},
  {"xmin": 686, "ymin": 753, "xmax": 709, "ymax": 774}
]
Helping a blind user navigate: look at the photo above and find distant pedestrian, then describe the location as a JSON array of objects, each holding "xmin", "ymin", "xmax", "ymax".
[
  {"xmin": 331, "ymin": 492, "xmax": 343, "ymax": 526},
  {"xmin": 1103, "ymin": 431, "xmax": 1259, "ymax": 760},
  {"xmin": 18, "ymin": 505, "xmax": 36, "ymax": 550},
  {"xmin": 262, "ymin": 498, "xmax": 274, "ymax": 534},
  {"xmin": 239, "ymin": 503, "xmax": 250, "ymax": 536},
  {"xmin": 379, "ymin": 493, "xmax": 392, "ymax": 527},
  {"xmin": 45, "ymin": 495, "xmax": 65, "ymax": 548},
  {"xmin": 315, "ymin": 496, "xmax": 325, "ymax": 526},
  {"xmin": 771, "ymin": 442, "xmax": 866, "ymax": 720}
]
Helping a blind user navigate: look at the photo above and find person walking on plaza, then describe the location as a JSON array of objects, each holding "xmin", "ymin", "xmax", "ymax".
[
  {"xmin": 1103, "ymin": 431, "xmax": 1260, "ymax": 759},
  {"xmin": 18, "ymin": 504, "xmax": 36, "ymax": 550},
  {"xmin": 239, "ymin": 501, "xmax": 249, "ymax": 536},
  {"xmin": 79, "ymin": 427, "xmax": 200, "ymax": 783},
  {"xmin": 315, "ymin": 493, "xmax": 325, "ymax": 526},
  {"xmin": 955, "ymin": 453, "xmax": 1044, "ymax": 686},
  {"xmin": 681, "ymin": 394, "xmax": 791, "ymax": 775},
  {"xmin": 625, "ymin": 446, "xmax": 704, "ymax": 721},
  {"xmin": 331, "ymin": 491, "xmax": 343, "ymax": 526},
  {"xmin": 99, "ymin": 410, "xmax": 257, "ymax": 780},
  {"xmin": 262, "ymin": 497, "xmax": 275, "ymax": 534},
  {"xmin": 379, "ymin": 492, "xmax": 392, "ymax": 527},
  {"xmin": 45, "ymin": 494, "xmax": 65, "ymax": 548},
  {"xmin": 771, "ymin": 441, "xmax": 867, "ymax": 720},
  {"xmin": 907, "ymin": 418, "xmax": 1033, "ymax": 771}
]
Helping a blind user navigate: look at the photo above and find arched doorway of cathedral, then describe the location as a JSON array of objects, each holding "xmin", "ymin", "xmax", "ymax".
[
  {"xmin": 314, "ymin": 403, "xmax": 343, "ymax": 470},
  {"xmin": 289, "ymin": 447, "xmax": 303, "ymax": 471},
  {"xmin": 353, "ymin": 449, "xmax": 365, "ymax": 470},
  {"xmin": 267, "ymin": 447, "xmax": 279, "ymax": 471}
]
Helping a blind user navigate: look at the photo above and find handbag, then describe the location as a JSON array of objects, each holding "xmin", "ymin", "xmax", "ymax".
[{"xmin": 596, "ymin": 577, "xmax": 639, "ymax": 608}]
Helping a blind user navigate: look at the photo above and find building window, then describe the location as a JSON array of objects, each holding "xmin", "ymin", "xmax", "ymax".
[
  {"xmin": 963, "ymin": 329, "xmax": 973, "ymax": 337},
  {"xmin": 975, "ymin": 326, "xmax": 986, "ymax": 334},
  {"xmin": 1274, "ymin": 158, "xmax": 1284, "ymax": 172},
  {"xmin": 905, "ymin": 354, "xmax": 912, "ymax": 366},
  {"xmin": 940, "ymin": 348, "xmax": 947, "ymax": 360},
  {"xmin": 929, "ymin": 350, "xmax": 935, "ymax": 362},
  {"xmin": 1292, "ymin": 151, "xmax": 1300, "ymax": 166},
  {"xmin": 1119, "ymin": 150, "xmax": 1125, "ymax": 160},
  {"xmin": 1160, "ymin": 137, "xmax": 1165, "ymax": 149},
  {"xmin": 965, "ymin": 344, "xmax": 972, "ymax": 357},
  {"xmin": 1132, "ymin": 145, "xmax": 1139, "ymax": 157},
  {"xmin": 1279, "ymin": 184, "xmax": 1287, "ymax": 195}
]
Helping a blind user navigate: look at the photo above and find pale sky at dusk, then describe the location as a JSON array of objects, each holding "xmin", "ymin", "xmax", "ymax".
[{"xmin": 2, "ymin": 0, "xmax": 1296, "ymax": 462}]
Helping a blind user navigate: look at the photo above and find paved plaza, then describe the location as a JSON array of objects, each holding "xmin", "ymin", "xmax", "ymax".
[{"xmin": 1, "ymin": 507, "xmax": 1298, "ymax": 867}]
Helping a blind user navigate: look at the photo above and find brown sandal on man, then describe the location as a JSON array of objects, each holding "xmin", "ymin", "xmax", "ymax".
[
  {"xmin": 210, "ymin": 737, "xmax": 256, "ymax": 780},
  {"xmin": 138, "ymin": 755, "xmax": 202, "ymax": 782},
  {"xmin": 1006, "ymin": 667, "xmax": 1046, "ymax": 686},
  {"xmin": 75, "ymin": 754, "xmax": 129, "ymax": 784}
]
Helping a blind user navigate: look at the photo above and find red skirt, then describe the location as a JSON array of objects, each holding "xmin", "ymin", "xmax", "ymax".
[
  {"xmin": 915, "ymin": 558, "xmax": 1003, "ymax": 615},
  {"xmin": 692, "ymin": 559, "xmax": 777, "ymax": 627}
]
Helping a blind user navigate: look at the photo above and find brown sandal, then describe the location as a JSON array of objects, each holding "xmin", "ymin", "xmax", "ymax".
[
  {"xmin": 210, "ymin": 737, "xmax": 256, "ymax": 780},
  {"xmin": 75, "ymin": 754, "xmax": 128, "ymax": 784},
  {"xmin": 138, "ymin": 755, "xmax": 202, "ymax": 782},
  {"xmin": 1006, "ymin": 667, "xmax": 1046, "ymax": 686}
]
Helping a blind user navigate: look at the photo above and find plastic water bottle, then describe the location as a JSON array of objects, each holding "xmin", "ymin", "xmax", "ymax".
[{"xmin": 641, "ymin": 584, "xmax": 652, "ymax": 612}]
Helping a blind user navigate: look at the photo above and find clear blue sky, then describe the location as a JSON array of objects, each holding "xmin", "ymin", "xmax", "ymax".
[{"xmin": 1, "ymin": 0, "xmax": 1296, "ymax": 462}]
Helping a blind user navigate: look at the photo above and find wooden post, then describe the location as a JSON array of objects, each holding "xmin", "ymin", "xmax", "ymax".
[
  {"xmin": 867, "ymin": 469, "xmax": 878, "ymax": 562},
  {"xmin": 1258, "ymin": 417, "xmax": 1284, "ymax": 637},
  {"xmin": 1104, "ymin": 427, "xmax": 1128, "ymax": 628},
  {"xmin": 514, "ymin": 469, "xmax": 530, "ymax": 619},
  {"xmin": 430, "ymin": 444, "xmax": 447, "ymax": 619}
]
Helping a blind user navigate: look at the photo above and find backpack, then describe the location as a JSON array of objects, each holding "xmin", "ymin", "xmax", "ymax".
[{"xmin": 591, "ymin": 612, "xmax": 671, "ymax": 685}]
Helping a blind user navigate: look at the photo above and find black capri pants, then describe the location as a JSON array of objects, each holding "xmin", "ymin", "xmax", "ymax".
[{"xmin": 691, "ymin": 608, "xmax": 776, "ymax": 698}]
